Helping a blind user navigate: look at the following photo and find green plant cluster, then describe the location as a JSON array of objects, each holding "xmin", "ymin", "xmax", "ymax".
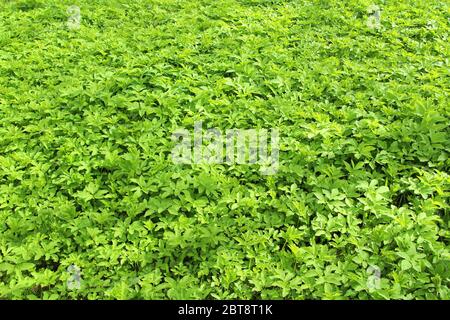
[{"xmin": 0, "ymin": 0, "xmax": 449, "ymax": 299}]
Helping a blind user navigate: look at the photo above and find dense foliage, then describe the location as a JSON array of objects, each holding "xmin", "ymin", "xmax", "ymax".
[{"xmin": 0, "ymin": 0, "xmax": 449, "ymax": 299}]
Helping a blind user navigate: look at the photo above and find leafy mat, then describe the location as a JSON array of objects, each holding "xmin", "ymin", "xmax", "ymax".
[{"xmin": 0, "ymin": 0, "xmax": 449, "ymax": 299}]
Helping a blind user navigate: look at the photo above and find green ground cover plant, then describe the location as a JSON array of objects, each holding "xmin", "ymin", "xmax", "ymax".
[{"xmin": 0, "ymin": 0, "xmax": 449, "ymax": 299}]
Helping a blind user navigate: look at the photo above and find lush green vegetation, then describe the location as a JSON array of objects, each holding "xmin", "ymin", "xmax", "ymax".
[{"xmin": 0, "ymin": 0, "xmax": 449, "ymax": 299}]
